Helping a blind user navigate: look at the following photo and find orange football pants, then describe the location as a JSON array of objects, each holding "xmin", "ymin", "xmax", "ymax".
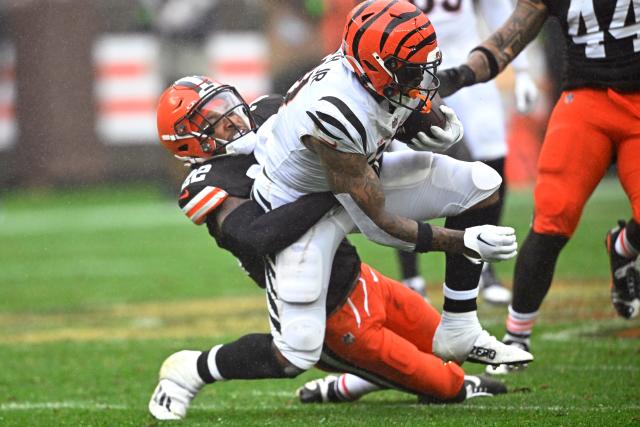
[
  {"xmin": 533, "ymin": 88, "xmax": 640, "ymax": 236},
  {"xmin": 323, "ymin": 263, "xmax": 464, "ymax": 400}
]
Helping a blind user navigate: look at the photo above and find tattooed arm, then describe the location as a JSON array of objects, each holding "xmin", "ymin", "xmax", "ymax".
[
  {"xmin": 304, "ymin": 135, "xmax": 467, "ymax": 253},
  {"xmin": 438, "ymin": 0, "xmax": 548, "ymax": 96}
]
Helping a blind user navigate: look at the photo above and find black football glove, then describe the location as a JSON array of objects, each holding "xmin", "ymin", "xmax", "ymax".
[{"xmin": 436, "ymin": 65, "xmax": 476, "ymax": 98}]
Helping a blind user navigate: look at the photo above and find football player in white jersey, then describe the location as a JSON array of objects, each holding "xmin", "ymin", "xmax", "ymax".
[
  {"xmin": 394, "ymin": 0, "xmax": 539, "ymax": 304},
  {"xmin": 251, "ymin": 0, "xmax": 532, "ymax": 373}
]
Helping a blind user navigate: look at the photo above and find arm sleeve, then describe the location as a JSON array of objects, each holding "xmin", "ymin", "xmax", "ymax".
[
  {"xmin": 219, "ymin": 192, "xmax": 338, "ymax": 256},
  {"xmin": 478, "ymin": 0, "xmax": 530, "ymax": 71}
]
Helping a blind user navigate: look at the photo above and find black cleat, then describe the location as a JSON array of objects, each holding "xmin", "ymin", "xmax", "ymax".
[{"xmin": 605, "ymin": 221, "xmax": 640, "ymax": 319}]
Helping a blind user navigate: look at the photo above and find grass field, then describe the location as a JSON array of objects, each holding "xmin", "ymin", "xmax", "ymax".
[{"xmin": 0, "ymin": 179, "xmax": 638, "ymax": 426}]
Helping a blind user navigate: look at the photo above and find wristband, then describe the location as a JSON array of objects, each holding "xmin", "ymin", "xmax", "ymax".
[
  {"xmin": 456, "ymin": 64, "xmax": 477, "ymax": 87},
  {"xmin": 415, "ymin": 221, "xmax": 433, "ymax": 253},
  {"xmin": 470, "ymin": 46, "xmax": 499, "ymax": 80}
]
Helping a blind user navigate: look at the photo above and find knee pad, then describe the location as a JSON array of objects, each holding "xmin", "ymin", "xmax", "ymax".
[
  {"xmin": 281, "ymin": 315, "xmax": 325, "ymax": 352},
  {"xmin": 275, "ymin": 316, "xmax": 325, "ymax": 371},
  {"xmin": 276, "ymin": 240, "xmax": 324, "ymax": 303},
  {"xmin": 471, "ymin": 161, "xmax": 502, "ymax": 192}
]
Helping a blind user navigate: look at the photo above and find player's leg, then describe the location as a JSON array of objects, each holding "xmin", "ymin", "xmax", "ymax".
[
  {"xmin": 149, "ymin": 334, "xmax": 301, "ymax": 420},
  {"xmin": 251, "ymin": 176, "xmax": 355, "ymax": 370},
  {"xmin": 387, "ymin": 140, "xmax": 427, "ymax": 296},
  {"xmin": 267, "ymin": 207, "xmax": 353, "ymax": 371},
  {"xmin": 378, "ymin": 151, "xmax": 529, "ymax": 365},
  {"xmin": 605, "ymin": 89, "xmax": 640, "ymax": 319},
  {"xmin": 488, "ymin": 89, "xmax": 614, "ymax": 374},
  {"xmin": 446, "ymin": 84, "xmax": 511, "ymax": 305},
  {"xmin": 319, "ymin": 263, "xmax": 466, "ymax": 401},
  {"xmin": 300, "ymin": 264, "xmax": 506, "ymax": 403}
]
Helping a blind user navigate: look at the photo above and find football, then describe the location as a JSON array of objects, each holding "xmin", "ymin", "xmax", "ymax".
[{"xmin": 394, "ymin": 96, "xmax": 447, "ymax": 143}]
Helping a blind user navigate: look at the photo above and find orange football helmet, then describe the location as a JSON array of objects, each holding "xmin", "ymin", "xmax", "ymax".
[
  {"xmin": 342, "ymin": 0, "xmax": 441, "ymax": 110},
  {"xmin": 156, "ymin": 76, "xmax": 256, "ymax": 160}
]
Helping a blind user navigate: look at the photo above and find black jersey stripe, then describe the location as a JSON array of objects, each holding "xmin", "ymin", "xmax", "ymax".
[
  {"xmin": 351, "ymin": 0, "xmax": 399, "ymax": 64},
  {"xmin": 405, "ymin": 32, "xmax": 437, "ymax": 61},
  {"xmin": 320, "ymin": 96, "xmax": 368, "ymax": 152},
  {"xmin": 316, "ymin": 111, "xmax": 358, "ymax": 145},
  {"xmin": 265, "ymin": 285, "xmax": 279, "ymax": 319},
  {"xmin": 306, "ymin": 111, "xmax": 343, "ymax": 142},
  {"xmin": 379, "ymin": 9, "xmax": 422, "ymax": 52},
  {"xmin": 252, "ymin": 187, "xmax": 272, "ymax": 212},
  {"xmin": 392, "ymin": 22, "xmax": 432, "ymax": 58},
  {"xmin": 268, "ymin": 313, "xmax": 281, "ymax": 333}
]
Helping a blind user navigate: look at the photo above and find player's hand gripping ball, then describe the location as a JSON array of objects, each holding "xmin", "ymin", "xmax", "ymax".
[{"xmin": 395, "ymin": 98, "xmax": 463, "ymax": 152}]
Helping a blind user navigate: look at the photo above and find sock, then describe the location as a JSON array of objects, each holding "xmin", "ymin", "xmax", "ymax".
[
  {"xmin": 615, "ymin": 219, "xmax": 640, "ymax": 259},
  {"xmin": 443, "ymin": 207, "xmax": 492, "ymax": 313},
  {"xmin": 397, "ymin": 250, "xmax": 419, "ymax": 279},
  {"xmin": 481, "ymin": 157, "xmax": 506, "ymax": 227},
  {"xmin": 512, "ymin": 230, "xmax": 568, "ymax": 313},
  {"xmin": 505, "ymin": 305, "xmax": 537, "ymax": 345},
  {"xmin": 198, "ymin": 333, "xmax": 292, "ymax": 383},
  {"xmin": 442, "ymin": 283, "xmax": 479, "ymax": 312},
  {"xmin": 335, "ymin": 374, "xmax": 380, "ymax": 401}
]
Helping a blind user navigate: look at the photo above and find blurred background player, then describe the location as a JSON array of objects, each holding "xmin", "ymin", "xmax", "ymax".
[
  {"xmin": 436, "ymin": 0, "xmax": 640, "ymax": 373},
  {"xmin": 393, "ymin": 0, "xmax": 539, "ymax": 304}
]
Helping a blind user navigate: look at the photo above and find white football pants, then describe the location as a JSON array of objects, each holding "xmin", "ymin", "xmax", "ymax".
[{"xmin": 252, "ymin": 150, "xmax": 501, "ymax": 370}]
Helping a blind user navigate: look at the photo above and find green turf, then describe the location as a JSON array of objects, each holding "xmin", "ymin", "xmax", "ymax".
[{"xmin": 0, "ymin": 180, "xmax": 638, "ymax": 426}]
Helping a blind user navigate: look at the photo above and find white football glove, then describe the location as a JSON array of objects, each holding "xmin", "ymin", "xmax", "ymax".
[
  {"xmin": 463, "ymin": 225, "xmax": 518, "ymax": 264},
  {"xmin": 410, "ymin": 105, "xmax": 464, "ymax": 152},
  {"xmin": 514, "ymin": 71, "xmax": 539, "ymax": 114}
]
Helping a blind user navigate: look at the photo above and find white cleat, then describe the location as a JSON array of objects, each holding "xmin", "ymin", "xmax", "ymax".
[
  {"xmin": 433, "ymin": 312, "xmax": 533, "ymax": 365},
  {"xmin": 467, "ymin": 330, "xmax": 533, "ymax": 366},
  {"xmin": 485, "ymin": 341, "xmax": 531, "ymax": 375},
  {"xmin": 479, "ymin": 264, "xmax": 511, "ymax": 305},
  {"xmin": 148, "ymin": 350, "xmax": 205, "ymax": 420},
  {"xmin": 480, "ymin": 284, "xmax": 512, "ymax": 305}
]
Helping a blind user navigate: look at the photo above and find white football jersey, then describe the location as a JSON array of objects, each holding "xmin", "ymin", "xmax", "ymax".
[
  {"xmin": 421, "ymin": 0, "xmax": 480, "ymax": 68},
  {"xmin": 254, "ymin": 51, "xmax": 416, "ymax": 200}
]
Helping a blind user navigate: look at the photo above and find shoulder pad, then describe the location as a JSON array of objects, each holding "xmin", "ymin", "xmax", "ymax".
[
  {"xmin": 179, "ymin": 185, "xmax": 228, "ymax": 225},
  {"xmin": 178, "ymin": 163, "xmax": 229, "ymax": 225}
]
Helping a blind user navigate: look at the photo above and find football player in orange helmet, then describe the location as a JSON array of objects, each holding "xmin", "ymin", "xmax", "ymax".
[
  {"xmin": 148, "ymin": 75, "xmax": 508, "ymax": 420},
  {"xmin": 156, "ymin": 76, "xmax": 257, "ymax": 162},
  {"xmin": 341, "ymin": 0, "xmax": 442, "ymax": 112},
  {"xmin": 250, "ymin": 0, "xmax": 529, "ymax": 374}
]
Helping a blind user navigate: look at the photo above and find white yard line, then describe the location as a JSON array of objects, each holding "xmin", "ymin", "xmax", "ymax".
[
  {"xmin": 2, "ymin": 399, "xmax": 638, "ymax": 413},
  {"xmin": 0, "ymin": 401, "xmax": 128, "ymax": 411}
]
